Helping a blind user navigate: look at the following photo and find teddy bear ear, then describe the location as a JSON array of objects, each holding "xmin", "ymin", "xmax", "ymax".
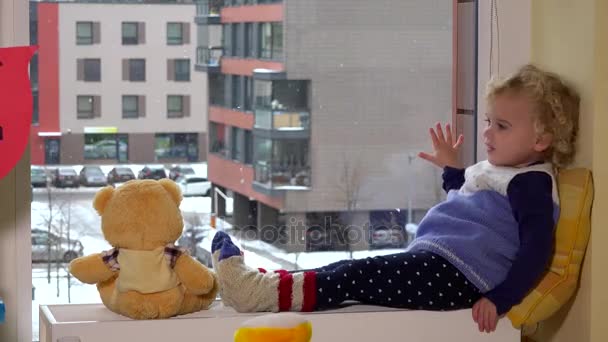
[
  {"xmin": 93, "ymin": 186, "xmax": 115, "ymax": 215},
  {"xmin": 158, "ymin": 178, "xmax": 182, "ymax": 206}
]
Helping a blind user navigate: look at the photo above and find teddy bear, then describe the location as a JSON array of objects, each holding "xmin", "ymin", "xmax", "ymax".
[{"xmin": 69, "ymin": 179, "xmax": 219, "ymax": 319}]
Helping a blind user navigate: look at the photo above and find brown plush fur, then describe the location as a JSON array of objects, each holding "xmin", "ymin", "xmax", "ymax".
[{"xmin": 69, "ymin": 179, "xmax": 218, "ymax": 319}]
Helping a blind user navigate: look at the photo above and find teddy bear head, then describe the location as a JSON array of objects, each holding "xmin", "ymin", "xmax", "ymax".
[{"xmin": 93, "ymin": 179, "xmax": 184, "ymax": 250}]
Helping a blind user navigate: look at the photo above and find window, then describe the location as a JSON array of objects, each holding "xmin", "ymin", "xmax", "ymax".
[
  {"xmin": 174, "ymin": 59, "xmax": 191, "ymax": 81},
  {"xmin": 167, "ymin": 22, "xmax": 189, "ymax": 45},
  {"xmin": 210, "ymin": 122, "xmax": 227, "ymax": 157},
  {"xmin": 245, "ymin": 23, "xmax": 254, "ymax": 57},
  {"xmin": 77, "ymin": 58, "xmax": 101, "ymax": 82},
  {"xmin": 122, "ymin": 22, "xmax": 139, "ymax": 45},
  {"xmin": 76, "ymin": 22, "xmax": 92, "ymax": 44},
  {"xmin": 167, "ymin": 95, "xmax": 190, "ymax": 118},
  {"xmin": 77, "ymin": 95, "xmax": 99, "ymax": 119},
  {"xmin": 32, "ymin": 91, "xmax": 39, "ymax": 124},
  {"xmin": 231, "ymin": 127, "xmax": 241, "ymax": 161},
  {"xmin": 245, "ymin": 76, "xmax": 253, "ymax": 111},
  {"xmin": 210, "ymin": 74, "xmax": 225, "ymax": 106},
  {"xmin": 123, "ymin": 58, "xmax": 146, "ymax": 82},
  {"xmin": 260, "ymin": 22, "xmax": 283, "ymax": 60},
  {"xmin": 84, "ymin": 133, "xmax": 128, "ymax": 161},
  {"xmin": 222, "ymin": 24, "xmax": 231, "ymax": 56},
  {"xmin": 122, "ymin": 95, "xmax": 145, "ymax": 119},
  {"xmin": 231, "ymin": 75, "xmax": 241, "ymax": 110},
  {"xmin": 154, "ymin": 133, "xmax": 198, "ymax": 160},
  {"xmin": 244, "ymin": 129, "xmax": 253, "ymax": 164}
]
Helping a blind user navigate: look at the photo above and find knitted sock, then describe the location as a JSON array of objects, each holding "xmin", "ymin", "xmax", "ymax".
[{"xmin": 211, "ymin": 231, "xmax": 317, "ymax": 313}]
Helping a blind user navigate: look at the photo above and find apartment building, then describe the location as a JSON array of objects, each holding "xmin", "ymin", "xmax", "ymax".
[
  {"xmin": 30, "ymin": 0, "xmax": 208, "ymax": 165},
  {"xmin": 195, "ymin": 0, "xmax": 476, "ymax": 251}
]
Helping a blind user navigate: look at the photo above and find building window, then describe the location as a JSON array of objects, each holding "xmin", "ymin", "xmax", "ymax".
[
  {"xmin": 167, "ymin": 22, "xmax": 189, "ymax": 45},
  {"xmin": 245, "ymin": 76, "xmax": 253, "ymax": 111},
  {"xmin": 222, "ymin": 24, "xmax": 231, "ymax": 56},
  {"xmin": 76, "ymin": 22, "xmax": 93, "ymax": 45},
  {"xmin": 77, "ymin": 58, "xmax": 101, "ymax": 82},
  {"xmin": 210, "ymin": 122, "xmax": 227, "ymax": 157},
  {"xmin": 245, "ymin": 23, "xmax": 254, "ymax": 57},
  {"xmin": 167, "ymin": 95, "xmax": 190, "ymax": 118},
  {"xmin": 231, "ymin": 75, "xmax": 241, "ymax": 110},
  {"xmin": 122, "ymin": 22, "xmax": 139, "ymax": 45},
  {"xmin": 123, "ymin": 59, "xmax": 146, "ymax": 82},
  {"xmin": 174, "ymin": 59, "xmax": 190, "ymax": 81},
  {"xmin": 210, "ymin": 74, "xmax": 225, "ymax": 106},
  {"xmin": 77, "ymin": 95, "xmax": 99, "ymax": 119},
  {"xmin": 84, "ymin": 133, "xmax": 128, "ymax": 161},
  {"xmin": 32, "ymin": 91, "xmax": 39, "ymax": 124},
  {"xmin": 244, "ymin": 129, "xmax": 253, "ymax": 165},
  {"xmin": 231, "ymin": 127, "xmax": 242, "ymax": 161},
  {"xmin": 122, "ymin": 95, "xmax": 145, "ymax": 119},
  {"xmin": 260, "ymin": 22, "xmax": 283, "ymax": 60},
  {"xmin": 154, "ymin": 133, "xmax": 198, "ymax": 160}
]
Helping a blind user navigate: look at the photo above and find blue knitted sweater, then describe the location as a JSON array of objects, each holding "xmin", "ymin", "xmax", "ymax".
[{"xmin": 407, "ymin": 160, "xmax": 559, "ymax": 314}]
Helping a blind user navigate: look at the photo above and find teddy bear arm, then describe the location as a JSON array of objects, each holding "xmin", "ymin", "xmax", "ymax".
[
  {"xmin": 174, "ymin": 254, "xmax": 217, "ymax": 295},
  {"xmin": 69, "ymin": 253, "xmax": 116, "ymax": 284}
]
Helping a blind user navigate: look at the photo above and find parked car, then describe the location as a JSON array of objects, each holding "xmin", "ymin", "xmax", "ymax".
[
  {"xmin": 169, "ymin": 165, "xmax": 195, "ymax": 181},
  {"xmin": 176, "ymin": 175, "xmax": 211, "ymax": 197},
  {"xmin": 51, "ymin": 167, "xmax": 79, "ymax": 188},
  {"xmin": 107, "ymin": 167, "xmax": 136, "ymax": 185},
  {"xmin": 369, "ymin": 226, "xmax": 406, "ymax": 249},
  {"xmin": 79, "ymin": 166, "xmax": 108, "ymax": 187},
  {"xmin": 31, "ymin": 166, "xmax": 49, "ymax": 187},
  {"xmin": 138, "ymin": 166, "xmax": 167, "ymax": 180},
  {"xmin": 31, "ymin": 229, "xmax": 84, "ymax": 263}
]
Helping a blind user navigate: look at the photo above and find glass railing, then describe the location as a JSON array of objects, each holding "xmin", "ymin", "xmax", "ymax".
[
  {"xmin": 196, "ymin": 46, "xmax": 223, "ymax": 67},
  {"xmin": 254, "ymin": 109, "xmax": 310, "ymax": 130},
  {"xmin": 197, "ymin": 0, "xmax": 222, "ymax": 16},
  {"xmin": 255, "ymin": 161, "xmax": 310, "ymax": 188}
]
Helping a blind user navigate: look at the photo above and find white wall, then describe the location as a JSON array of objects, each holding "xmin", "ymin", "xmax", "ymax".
[
  {"xmin": 58, "ymin": 3, "xmax": 208, "ymax": 134},
  {"xmin": 0, "ymin": 1, "xmax": 33, "ymax": 340}
]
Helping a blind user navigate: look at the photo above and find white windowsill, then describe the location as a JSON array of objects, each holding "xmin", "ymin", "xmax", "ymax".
[{"xmin": 40, "ymin": 300, "xmax": 520, "ymax": 342}]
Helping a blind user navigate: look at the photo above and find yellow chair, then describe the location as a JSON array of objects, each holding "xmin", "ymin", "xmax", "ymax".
[{"xmin": 507, "ymin": 168, "xmax": 593, "ymax": 330}]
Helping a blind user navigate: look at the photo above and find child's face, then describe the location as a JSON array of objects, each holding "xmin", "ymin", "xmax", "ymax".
[{"xmin": 483, "ymin": 93, "xmax": 551, "ymax": 167}]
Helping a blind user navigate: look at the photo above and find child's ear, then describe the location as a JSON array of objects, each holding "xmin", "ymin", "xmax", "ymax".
[{"xmin": 534, "ymin": 133, "xmax": 553, "ymax": 152}]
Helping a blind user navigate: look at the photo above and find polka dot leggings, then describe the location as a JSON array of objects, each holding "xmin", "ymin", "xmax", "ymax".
[{"xmin": 313, "ymin": 250, "xmax": 482, "ymax": 311}]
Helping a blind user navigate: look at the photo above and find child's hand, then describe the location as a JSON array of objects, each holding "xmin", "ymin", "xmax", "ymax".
[
  {"xmin": 472, "ymin": 297, "xmax": 498, "ymax": 333},
  {"xmin": 418, "ymin": 123, "xmax": 464, "ymax": 169}
]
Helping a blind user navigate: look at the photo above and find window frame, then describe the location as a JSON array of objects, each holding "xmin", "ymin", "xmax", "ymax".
[
  {"xmin": 121, "ymin": 22, "xmax": 139, "ymax": 45},
  {"xmin": 129, "ymin": 58, "xmax": 146, "ymax": 82},
  {"xmin": 167, "ymin": 95, "xmax": 184, "ymax": 118},
  {"xmin": 122, "ymin": 95, "xmax": 139, "ymax": 119},
  {"xmin": 167, "ymin": 22, "xmax": 183, "ymax": 45},
  {"xmin": 76, "ymin": 21, "xmax": 93, "ymax": 45},
  {"xmin": 77, "ymin": 95, "xmax": 95, "ymax": 119}
]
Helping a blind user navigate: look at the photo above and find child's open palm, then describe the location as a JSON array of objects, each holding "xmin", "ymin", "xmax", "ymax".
[{"xmin": 418, "ymin": 123, "xmax": 464, "ymax": 169}]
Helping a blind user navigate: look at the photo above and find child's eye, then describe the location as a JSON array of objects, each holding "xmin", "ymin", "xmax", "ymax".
[{"xmin": 497, "ymin": 123, "xmax": 507, "ymax": 130}]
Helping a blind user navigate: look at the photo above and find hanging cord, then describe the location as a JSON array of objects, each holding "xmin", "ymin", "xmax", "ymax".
[{"xmin": 489, "ymin": 0, "xmax": 501, "ymax": 77}]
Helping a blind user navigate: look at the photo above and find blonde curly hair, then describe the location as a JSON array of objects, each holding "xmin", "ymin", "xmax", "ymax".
[{"xmin": 486, "ymin": 64, "xmax": 580, "ymax": 169}]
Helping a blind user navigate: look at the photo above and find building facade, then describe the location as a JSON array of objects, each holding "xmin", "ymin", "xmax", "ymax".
[
  {"xmin": 31, "ymin": 0, "xmax": 208, "ymax": 165},
  {"xmin": 195, "ymin": 0, "xmax": 472, "ymax": 251}
]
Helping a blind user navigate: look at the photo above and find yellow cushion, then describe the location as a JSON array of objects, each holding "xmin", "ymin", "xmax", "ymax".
[{"xmin": 507, "ymin": 168, "xmax": 593, "ymax": 328}]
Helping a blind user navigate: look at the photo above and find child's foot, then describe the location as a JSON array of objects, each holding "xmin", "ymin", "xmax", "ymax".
[{"xmin": 211, "ymin": 231, "xmax": 317, "ymax": 312}]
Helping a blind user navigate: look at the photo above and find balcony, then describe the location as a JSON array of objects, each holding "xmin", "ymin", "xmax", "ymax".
[
  {"xmin": 254, "ymin": 109, "xmax": 310, "ymax": 131},
  {"xmin": 252, "ymin": 136, "xmax": 310, "ymax": 193},
  {"xmin": 254, "ymin": 161, "xmax": 310, "ymax": 191},
  {"xmin": 195, "ymin": 46, "xmax": 222, "ymax": 72},
  {"xmin": 253, "ymin": 79, "xmax": 310, "ymax": 137},
  {"xmin": 195, "ymin": 0, "xmax": 222, "ymax": 25}
]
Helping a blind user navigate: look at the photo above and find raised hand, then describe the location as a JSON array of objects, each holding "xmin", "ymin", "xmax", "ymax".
[{"xmin": 418, "ymin": 123, "xmax": 464, "ymax": 169}]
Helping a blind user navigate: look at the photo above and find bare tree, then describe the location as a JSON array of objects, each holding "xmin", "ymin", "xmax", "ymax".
[{"xmin": 335, "ymin": 154, "xmax": 364, "ymax": 211}]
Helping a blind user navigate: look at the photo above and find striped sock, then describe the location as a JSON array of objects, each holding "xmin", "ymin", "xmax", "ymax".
[{"xmin": 211, "ymin": 231, "xmax": 317, "ymax": 313}]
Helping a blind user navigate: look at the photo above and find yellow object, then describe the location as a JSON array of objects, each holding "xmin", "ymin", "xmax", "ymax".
[
  {"xmin": 68, "ymin": 179, "xmax": 219, "ymax": 319},
  {"xmin": 235, "ymin": 313, "xmax": 312, "ymax": 342},
  {"xmin": 116, "ymin": 247, "xmax": 179, "ymax": 294},
  {"xmin": 507, "ymin": 168, "xmax": 593, "ymax": 328}
]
